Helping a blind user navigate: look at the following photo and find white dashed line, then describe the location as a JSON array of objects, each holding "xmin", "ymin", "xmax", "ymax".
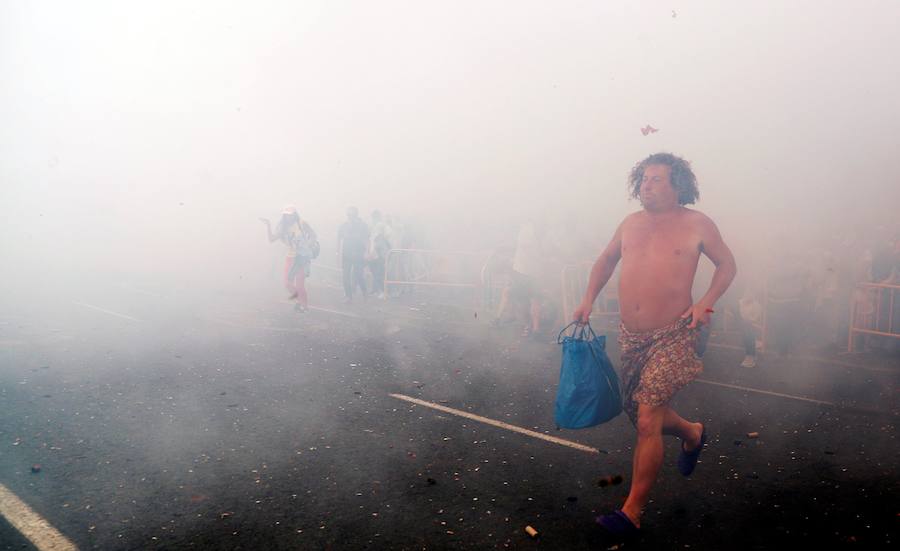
[
  {"xmin": 695, "ymin": 379, "xmax": 838, "ymax": 406},
  {"xmin": 389, "ymin": 393, "xmax": 603, "ymax": 454},
  {"xmin": 707, "ymin": 344, "xmax": 894, "ymax": 373},
  {"xmin": 72, "ymin": 301, "xmax": 141, "ymax": 322},
  {"xmin": 793, "ymin": 354, "xmax": 896, "ymax": 374},
  {"xmin": 307, "ymin": 306, "xmax": 361, "ymax": 318},
  {"xmin": 0, "ymin": 482, "xmax": 78, "ymax": 551}
]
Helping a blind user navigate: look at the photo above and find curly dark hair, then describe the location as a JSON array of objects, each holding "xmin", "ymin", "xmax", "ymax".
[{"xmin": 628, "ymin": 152, "xmax": 699, "ymax": 205}]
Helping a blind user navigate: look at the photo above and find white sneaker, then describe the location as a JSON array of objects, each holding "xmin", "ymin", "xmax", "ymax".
[{"xmin": 740, "ymin": 355, "xmax": 757, "ymax": 368}]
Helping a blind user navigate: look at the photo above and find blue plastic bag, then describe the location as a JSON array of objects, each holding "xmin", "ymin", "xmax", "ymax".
[{"xmin": 554, "ymin": 322, "xmax": 622, "ymax": 429}]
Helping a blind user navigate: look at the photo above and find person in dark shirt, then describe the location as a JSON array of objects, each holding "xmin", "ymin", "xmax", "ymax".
[
  {"xmin": 766, "ymin": 252, "xmax": 807, "ymax": 355},
  {"xmin": 368, "ymin": 210, "xmax": 391, "ymax": 298},
  {"xmin": 338, "ymin": 207, "xmax": 370, "ymax": 303}
]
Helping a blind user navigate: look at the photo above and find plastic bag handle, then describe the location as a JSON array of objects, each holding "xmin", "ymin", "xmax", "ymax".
[{"xmin": 557, "ymin": 321, "xmax": 597, "ymax": 344}]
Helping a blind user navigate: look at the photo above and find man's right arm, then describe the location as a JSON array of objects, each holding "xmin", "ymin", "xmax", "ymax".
[{"xmin": 573, "ymin": 222, "xmax": 624, "ymax": 323}]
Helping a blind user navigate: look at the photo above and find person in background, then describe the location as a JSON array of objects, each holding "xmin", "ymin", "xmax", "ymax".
[
  {"xmin": 766, "ymin": 251, "xmax": 807, "ymax": 356},
  {"xmin": 807, "ymin": 247, "xmax": 841, "ymax": 348},
  {"xmin": 511, "ymin": 220, "xmax": 544, "ymax": 339},
  {"xmin": 338, "ymin": 207, "xmax": 370, "ymax": 303},
  {"xmin": 488, "ymin": 247, "xmax": 516, "ymax": 327},
  {"xmin": 737, "ymin": 285, "xmax": 763, "ymax": 367},
  {"xmin": 261, "ymin": 205, "xmax": 316, "ymax": 312},
  {"xmin": 368, "ymin": 210, "xmax": 392, "ymax": 299}
]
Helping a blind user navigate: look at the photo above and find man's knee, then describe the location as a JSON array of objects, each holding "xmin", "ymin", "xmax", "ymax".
[{"xmin": 635, "ymin": 405, "xmax": 666, "ymax": 438}]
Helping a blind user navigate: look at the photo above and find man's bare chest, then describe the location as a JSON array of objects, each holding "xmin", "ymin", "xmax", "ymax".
[{"xmin": 621, "ymin": 226, "xmax": 702, "ymax": 263}]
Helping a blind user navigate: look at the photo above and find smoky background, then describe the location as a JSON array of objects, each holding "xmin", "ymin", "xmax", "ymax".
[{"xmin": 3, "ymin": 0, "xmax": 899, "ymax": 302}]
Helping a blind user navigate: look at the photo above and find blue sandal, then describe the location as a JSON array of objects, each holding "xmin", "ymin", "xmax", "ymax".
[
  {"xmin": 677, "ymin": 426, "xmax": 708, "ymax": 476},
  {"xmin": 596, "ymin": 510, "xmax": 640, "ymax": 536}
]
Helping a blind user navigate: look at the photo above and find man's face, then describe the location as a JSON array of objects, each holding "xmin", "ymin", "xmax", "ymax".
[{"xmin": 639, "ymin": 164, "xmax": 679, "ymax": 211}]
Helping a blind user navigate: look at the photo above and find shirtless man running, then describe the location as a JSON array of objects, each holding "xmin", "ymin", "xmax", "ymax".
[{"xmin": 572, "ymin": 153, "xmax": 737, "ymax": 535}]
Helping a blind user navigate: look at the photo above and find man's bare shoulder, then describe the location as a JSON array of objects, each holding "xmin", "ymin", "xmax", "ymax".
[
  {"xmin": 620, "ymin": 211, "xmax": 645, "ymax": 228},
  {"xmin": 681, "ymin": 207, "xmax": 717, "ymax": 227}
]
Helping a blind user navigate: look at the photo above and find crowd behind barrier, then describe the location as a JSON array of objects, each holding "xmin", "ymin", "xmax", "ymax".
[
  {"xmin": 383, "ymin": 248, "xmax": 494, "ymax": 308},
  {"xmin": 381, "ymin": 245, "xmax": 897, "ymax": 358},
  {"xmin": 560, "ymin": 262, "xmax": 620, "ymax": 331},
  {"xmin": 292, "ymin": 207, "xmax": 898, "ymax": 358}
]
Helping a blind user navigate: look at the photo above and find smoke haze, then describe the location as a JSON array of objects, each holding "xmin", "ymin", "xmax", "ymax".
[{"xmin": 2, "ymin": 0, "xmax": 899, "ymax": 293}]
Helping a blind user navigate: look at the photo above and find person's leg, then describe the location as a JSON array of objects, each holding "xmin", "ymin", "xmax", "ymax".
[
  {"xmin": 735, "ymin": 309, "xmax": 757, "ymax": 366},
  {"xmin": 621, "ymin": 404, "xmax": 667, "ymax": 527},
  {"xmin": 342, "ymin": 255, "xmax": 353, "ymax": 299},
  {"xmin": 284, "ymin": 257, "xmax": 297, "ymax": 297},
  {"xmin": 349, "ymin": 257, "xmax": 359, "ymax": 296},
  {"xmin": 742, "ymin": 321, "xmax": 757, "ymax": 356},
  {"xmin": 353, "ymin": 257, "xmax": 367, "ymax": 297},
  {"xmin": 370, "ymin": 258, "xmax": 384, "ymax": 295},
  {"xmin": 294, "ymin": 267, "xmax": 308, "ymax": 308},
  {"xmin": 661, "ymin": 406, "xmax": 703, "ymax": 445}
]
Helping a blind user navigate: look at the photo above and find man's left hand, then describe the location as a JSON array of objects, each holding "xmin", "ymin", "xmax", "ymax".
[{"xmin": 681, "ymin": 303, "xmax": 713, "ymax": 329}]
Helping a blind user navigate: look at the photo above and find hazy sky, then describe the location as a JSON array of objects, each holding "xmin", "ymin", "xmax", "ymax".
[{"xmin": 2, "ymin": 0, "xmax": 899, "ymax": 283}]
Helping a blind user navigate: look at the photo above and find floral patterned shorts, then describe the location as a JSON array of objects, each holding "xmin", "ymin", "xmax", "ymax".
[{"xmin": 618, "ymin": 317, "xmax": 703, "ymax": 425}]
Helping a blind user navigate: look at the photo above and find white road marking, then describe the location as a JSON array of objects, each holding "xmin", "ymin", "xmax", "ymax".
[
  {"xmin": 695, "ymin": 379, "xmax": 838, "ymax": 407},
  {"xmin": 0, "ymin": 482, "xmax": 78, "ymax": 551},
  {"xmin": 71, "ymin": 301, "xmax": 141, "ymax": 322},
  {"xmin": 270, "ymin": 300, "xmax": 362, "ymax": 318},
  {"xmin": 707, "ymin": 343, "xmax": 894, "ymax": 373},
  {"xmin": 793, "ymin": 354, "xmax": 896, "ymax": 374},
  {"xmin": 389, "ymin": 393, "xmax": 602, "ymax": 454},
  {"xmin": 307, "ymin": 306, "xmax": 361, "ymax": 318}
]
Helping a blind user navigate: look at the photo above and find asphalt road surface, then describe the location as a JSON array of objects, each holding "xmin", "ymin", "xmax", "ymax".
[{"xmin": 1, "ymin": 280, "xmax": 897, "ymax": 550}]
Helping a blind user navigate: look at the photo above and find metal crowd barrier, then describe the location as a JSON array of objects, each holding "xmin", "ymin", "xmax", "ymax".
[
  {"xmin": 720, "ymin": 280, "xmax": 768, "ymax": 354},
  {"xmin": 383, "ymin": 248, "xmax": 493, "ymax": 307},
  {"xmin": 848, "ymin": 282, "xmax": 899, "ymax": 352},
  {"xmin": 560, "ymin": 261, "xmax": 620, "ymax": 329}
]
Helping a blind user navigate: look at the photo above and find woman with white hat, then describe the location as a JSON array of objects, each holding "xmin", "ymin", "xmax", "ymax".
[{"xmin": 260, "ymin": 205, "xmax": 318, "ymax": 312}]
